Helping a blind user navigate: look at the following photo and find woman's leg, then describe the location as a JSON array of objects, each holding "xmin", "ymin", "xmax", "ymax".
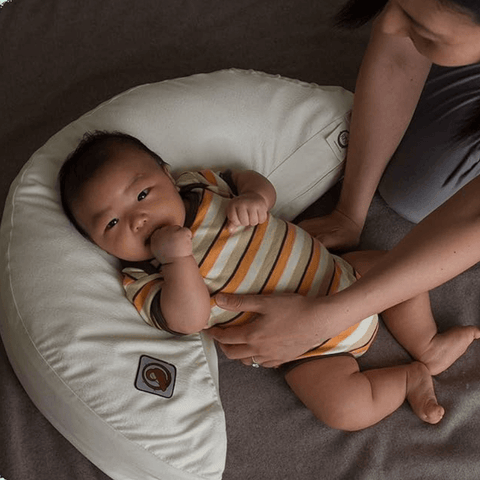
[
  {"xmin": 343, "ymin": 250, "xmax": 480, "ymax": 375},
  {"xmin": 285, "ymin": 355, "xmax": 443, "ymax": 431}
]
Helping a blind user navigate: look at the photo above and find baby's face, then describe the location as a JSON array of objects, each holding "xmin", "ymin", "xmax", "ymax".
[{"xmin": 72, "ymin": 145, "xmax": 186, "ymax": 262}]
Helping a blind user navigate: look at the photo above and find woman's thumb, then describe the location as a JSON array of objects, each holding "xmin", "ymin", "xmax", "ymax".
[{"xmin": 215, "ymin": 293, "xmax": 258, "ymax": 312}]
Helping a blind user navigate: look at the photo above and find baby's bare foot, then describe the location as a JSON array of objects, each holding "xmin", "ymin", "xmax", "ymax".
[
  {"xmin": 406, "ymin": 362, "xmax": 444, "ymax": 425},
  {"xmin": 418, "ymin": 326, "xmax": 480, "ymax": 376}
]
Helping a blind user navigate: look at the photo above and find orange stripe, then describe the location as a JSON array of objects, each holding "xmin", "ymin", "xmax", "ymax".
[
  {"xmin": 199, "ymin": 224, "xmax": 231, "ymax": 277},
  {"xmin": 349, "ymin": 333, "xmax": 379, "ymax": 357},
  {"xmin": 349, "ymin": 344, "xmax": 370, "ymax": 358},
  {"xmin": 221, "ymin": 220, "xmax": 269, "ymax": 294},
  {"xmin": 262, "ymin": 223, "xmax": 296, "ymax": 294},
  {"xmin": 133, "ymin": 280, "xmax": 160, "ymax": 313},
  {"xmin": 190, "ymin": 189, "xmax": 213, "ymax": 236},
  {"xmin": 312, "ymin": 321, "xmax": 361, "ymax": 354},
  {"xmin": 122, "ymin": 274, "xmax": 136, "ymax": 287},
  {"xmin": 327, "ymin": 260, "xmax": 343, "ymax": 295},
  {"xmin": 200, "ymin": 170, "xmax": 218, "ymax": 186},
  {"xmin": 296, "ymin": 238, "xmax": 320, "ymax": 295},
  {"xmin": 209, "ymin": 299, "xmax": 255, "ymax": 326},
  {"xmin": 299, "ymin": 349, "xmax": 324, "ymax": 359}
]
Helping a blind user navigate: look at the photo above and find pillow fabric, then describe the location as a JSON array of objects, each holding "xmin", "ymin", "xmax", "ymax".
[{"xmin": 0, "ymin": 69, "xmax": 352, "ymax": 480}]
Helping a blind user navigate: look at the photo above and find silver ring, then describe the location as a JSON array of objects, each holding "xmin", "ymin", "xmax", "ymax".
[{"xmin": 251, "ymin": 356, "xmax": 260, "ymax": 368}]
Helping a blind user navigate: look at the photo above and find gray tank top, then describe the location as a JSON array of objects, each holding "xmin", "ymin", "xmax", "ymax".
[{"xmin": 379, "ymin": 64, "xmax": 480, "ymax": 223}]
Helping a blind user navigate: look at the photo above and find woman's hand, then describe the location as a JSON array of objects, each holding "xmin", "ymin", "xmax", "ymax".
[
  {"xmin": 207, "ymin": 293, "xmax": 328, "ymax": 368},
  {"xmin": 298, "ymin": 209, "xmax": 362, "ymax": 250}
]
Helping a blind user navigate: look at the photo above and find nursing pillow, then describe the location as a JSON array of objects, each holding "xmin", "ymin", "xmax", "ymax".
[{"xmin": 0, "ymin": 69, "xmax": 352, "ymax": 480}]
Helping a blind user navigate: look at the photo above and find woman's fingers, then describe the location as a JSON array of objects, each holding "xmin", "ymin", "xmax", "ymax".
[
  {"xmin": 214, "ymin": 292, "xmax": 267, "ymax": 313},
  {"xmin": 297, "ymin": 211, "xmax": 362, "ymax": 250},
  {"xmin": 208, "ymin": 293, "xmax": 321, "ymax": 366}
]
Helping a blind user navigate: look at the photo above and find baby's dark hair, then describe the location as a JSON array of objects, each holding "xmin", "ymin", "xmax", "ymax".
[{"xmin": 59, "ymin": 131, "xmax": 166, "ymax": 238}]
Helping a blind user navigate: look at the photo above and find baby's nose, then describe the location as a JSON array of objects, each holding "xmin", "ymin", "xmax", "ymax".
[{"xmin": 132, "ymin": 213, "xmax": 148, "ymax": 231}]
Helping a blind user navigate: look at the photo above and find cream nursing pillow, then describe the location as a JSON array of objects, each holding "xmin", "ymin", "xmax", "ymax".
[{"xmin": 0, "ymin": 69, "xmax": 352, "ymax": 480}]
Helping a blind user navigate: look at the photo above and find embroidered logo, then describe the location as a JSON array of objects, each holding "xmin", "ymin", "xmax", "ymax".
[
  {"xmin": 135, "ymin": 355, "xmax": 176, "ymax": 398},
  {"xmin": 337, "ymin": 130, "xmax": 349, "ymax": 149}
]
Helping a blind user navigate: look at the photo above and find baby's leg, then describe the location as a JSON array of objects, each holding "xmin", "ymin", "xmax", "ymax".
[
  {"xmin": 379, "ymin": 292, "xmax": 480, "ymax": 376},
  {"xmin": 285, "ymin": 355, "xmax": 444, "ymax": 431},
  {"xmin": 343, "ymin": 251, "xmax": 480, "ymax": 375}
]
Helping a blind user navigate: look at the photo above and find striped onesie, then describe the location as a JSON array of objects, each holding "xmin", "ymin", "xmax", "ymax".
[{"xmin": 123, "ymin": 170, "xmax": 378, "ymax": 362}]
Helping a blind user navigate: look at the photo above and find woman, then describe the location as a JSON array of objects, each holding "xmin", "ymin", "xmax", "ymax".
[{"xmin": 208, "ymin": 0, "xmax": 480, "ymax": 368}]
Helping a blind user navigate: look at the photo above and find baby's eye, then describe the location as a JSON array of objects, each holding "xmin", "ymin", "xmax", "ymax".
[
  {"xmin": 106, "ymin": 218, "xmax": 119, "ymax": 229},
  {"xmin": 138, "ymin": 189, "xmax": 149, "ymax": 201}
]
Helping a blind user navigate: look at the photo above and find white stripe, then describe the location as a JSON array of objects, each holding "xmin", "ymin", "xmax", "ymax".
[
  {"xmin": 326, "ymin": 315, "xmax": 377, "ymax": 355},
  {"xmin": 306, "ymin": 243, "xmax": 331, "ymax": 297},
  {"xmin": 234, "ymin": 216, "xmax": 283, "ymax": 293},
  {"xmin": 208, "ymin": 304, "xmax": 235, "ymax": 327},
  {"xmin": 205, "ymin": 226, "xmax": 246, "ymax": 283},
  {"xmin": 274, "ymin": 226, "xmax": 309, "ymax": 292},
  {"xmin": 192, "ymin": 193, "xmax": 225, "ymax": 246}
]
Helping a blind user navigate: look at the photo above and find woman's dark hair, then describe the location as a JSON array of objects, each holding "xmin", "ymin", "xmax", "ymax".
[
  {"xmin": 438, "ymin": 0, "xmax": 480, "ymax": 24},
  {"xmin": 59, "ymin": 131, "xmax": 166, "ymax": 238},
  {"xmin": 334, "ymin": 0, "xmax": 480, "ymax": 28},
  {"xmin": 334, "ymin": 0, "xmax": 387, "ymax": 28}
]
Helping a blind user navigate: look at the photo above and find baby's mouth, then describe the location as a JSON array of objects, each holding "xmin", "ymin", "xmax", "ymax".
[
  {"xmin": 144, "ymin": 226, "xmax": 162, "ymax": 246},
  {"xmin": 144, "ymin": 229, "xmax": 156, "ymax": 246}
]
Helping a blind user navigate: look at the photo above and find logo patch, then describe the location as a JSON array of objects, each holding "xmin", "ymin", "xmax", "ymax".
[
  {"xmin": 135, "ymin": 355, "xmax": 176, "ymax": 398},
  {"xmin": 325, "ymin": 121, "xmax": 350, "ymax": 161},
  {"xmin": 337, "ymin": 130, "xmax": 349, "ymax": 149}
]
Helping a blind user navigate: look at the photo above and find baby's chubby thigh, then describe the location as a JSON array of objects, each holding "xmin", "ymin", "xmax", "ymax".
[{"xmin": 284, "ymin": 354, "xmax": 366, "ymax": 430}]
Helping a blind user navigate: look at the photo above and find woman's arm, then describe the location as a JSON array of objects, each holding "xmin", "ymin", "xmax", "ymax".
[
  {"xmin": 208, "ymin": 175, "xmax": 480, "ymax": 366},
  {"xmin": 300, "ymin": 18, "xmax": 431, "ymax": 249},
  {"xmin": 332, "ymin": 175, "xmax": 480, "ymax": 321}
]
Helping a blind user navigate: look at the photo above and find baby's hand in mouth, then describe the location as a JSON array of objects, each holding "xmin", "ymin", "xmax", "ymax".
[{"xmin": 149, "ymin": 225, "xmax": 193, "ymax": 263}]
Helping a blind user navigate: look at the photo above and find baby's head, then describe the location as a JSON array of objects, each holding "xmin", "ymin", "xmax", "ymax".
[{"xmin": 59, "ymin": 131, "xmax": 186, "ymax": 262}]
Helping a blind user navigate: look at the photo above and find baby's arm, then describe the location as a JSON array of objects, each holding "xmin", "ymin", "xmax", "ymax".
[
  {"xmin": 226, "ymin": 170, "xmax": 276, "ymax": 231},
  {"xmin": 150, "ymin": 225, "xmax": 211, "ymax": 335}
]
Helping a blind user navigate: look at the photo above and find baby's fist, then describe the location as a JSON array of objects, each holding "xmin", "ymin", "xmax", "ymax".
[
  {"xmin": 226, "ymin": 193, "xmax": 269, "ymax": 233},
  {"xmin": 150, "ymin": 225, "xmax": 193, "ymax": 264}
]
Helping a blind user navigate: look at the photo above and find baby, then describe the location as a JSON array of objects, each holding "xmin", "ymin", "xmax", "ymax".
[{"xmin": 59, "ymin": 131, "xmax": 480, "ymax": 431}]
